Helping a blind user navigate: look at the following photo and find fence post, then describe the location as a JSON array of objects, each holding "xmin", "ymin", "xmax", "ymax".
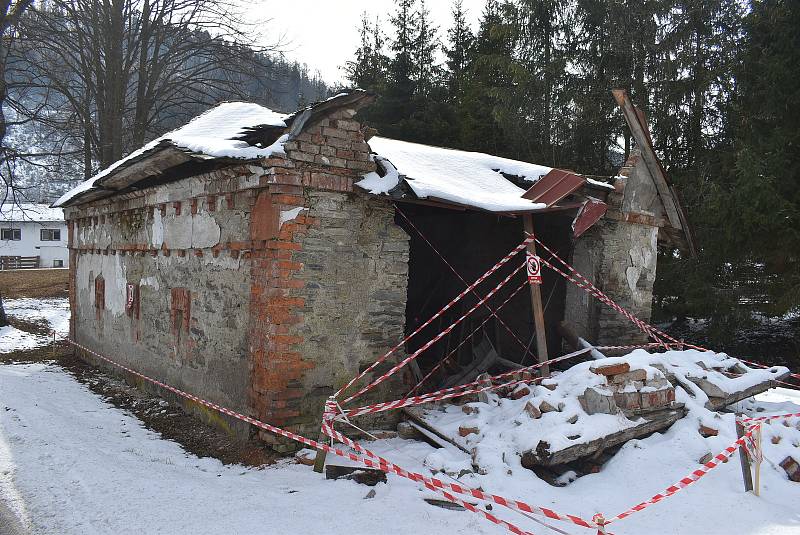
[{"xmin": 736, "ymin": 417, "xmax": 754, "ymax": 493}]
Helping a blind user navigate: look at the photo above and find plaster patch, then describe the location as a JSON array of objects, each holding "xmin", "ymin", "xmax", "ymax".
[
  {"xmin": 279, "ymin": 207, "xmax": 304, "ymax": 227},
  {"xmin": 140, "ymin": 276, "xmax": 160, "ymax": 291},
  {"xmin": 150, "ymin": 210, "xmax": 164, "ymax": 248},
  {"xmin": 191, "ymin": 212, "xmax": 222, "ymax": 248}
]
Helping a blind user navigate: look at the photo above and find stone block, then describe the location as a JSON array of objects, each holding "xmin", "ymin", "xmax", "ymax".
[
  {"xmin": 582, "ymin": 387, "xmax": 619, "ymax": 415},
  {"xmin": 640, "ymin": 388, "xmax": 673, "ymax": 410},
  {"xmin": 612, "ymin": 369, "xmax": 648, "ymax": 384},
  {"xmin": 524, "ymin": 401, "xmax": 541, "ymax": 419},
  {"xmin": 698, "ymin": 424, "xmax": 718, "ymax": 437},
  {"xmin": 509, "ymin": 386, "xmax": 531, "ymax": 400},
  {"xmin": 613, "ymin": 390, "xmax": 641, "ymax": 411},
  {"xmin": 459, "ymin": 426, "xmax": 480, "ymax": 437}
]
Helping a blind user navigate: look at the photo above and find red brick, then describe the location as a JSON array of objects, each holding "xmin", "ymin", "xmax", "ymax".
[{"xmin": 591, "ymin": 363, "xmax": 630, "ymax": 376}]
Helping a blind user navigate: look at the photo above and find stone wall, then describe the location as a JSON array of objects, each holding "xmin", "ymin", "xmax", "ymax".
[
  {"xmin": 66, "ymin": 104, "xmax": 412, "ymax": 448},
  {"xmin": 564, "ymin": 153, "xmax": 662, "ymax": 346},
  {"xmin": 67, "ymin": 166, "xmax": 258, "ymax": 437}
]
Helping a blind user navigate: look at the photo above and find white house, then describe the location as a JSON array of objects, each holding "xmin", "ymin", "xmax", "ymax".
[{"xmin": 0, "ymin": 203, "xmax": 68, "ymax": 268}]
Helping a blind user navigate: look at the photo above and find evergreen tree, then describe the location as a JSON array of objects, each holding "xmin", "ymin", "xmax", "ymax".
[
  {"xmin": 444, "ymin": 0, "xmax": 475, "ymax": 100},
  {"xmin": 412, "ymin": 0, "xmax": 440, "ymax": 97},
  {"xmin": 345, "ymin": 13, "xmax": 386, "ymax": 94}
]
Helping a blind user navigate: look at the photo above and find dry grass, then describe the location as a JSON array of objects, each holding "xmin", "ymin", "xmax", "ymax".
[{"xmin": 0, "ymin": 268, "xmax": 69, "ymax": 299}]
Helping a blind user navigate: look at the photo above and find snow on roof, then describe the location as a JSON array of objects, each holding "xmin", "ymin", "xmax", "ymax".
[
  {"xmin": 54, "ymin": 102, "xmax": 289, "ymax": 207},
  {"xmin": 359, "ymin": 137, "xmax": 553, "ymax": 212},
  {"xmin": 0, "ymin": 203, "xmax": 64, "ymax": 222}
]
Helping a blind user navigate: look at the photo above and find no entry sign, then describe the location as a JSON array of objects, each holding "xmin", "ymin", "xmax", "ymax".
[{"xmin": 526, "ymin": 252, "xmax": 542, "ymax": 285}]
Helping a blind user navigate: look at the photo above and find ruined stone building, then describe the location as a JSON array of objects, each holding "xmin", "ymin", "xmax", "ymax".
[{"xmin": 54, "ymin": 90, "xmax": 694, "ymax": 444}]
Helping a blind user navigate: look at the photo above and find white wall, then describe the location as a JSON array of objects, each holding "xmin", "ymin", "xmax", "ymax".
[{"xmin": 0, "ymin": 220, "xmax": 69, "ymax": 267}]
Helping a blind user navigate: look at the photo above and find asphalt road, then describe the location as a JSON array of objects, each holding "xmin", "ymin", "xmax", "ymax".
[{"xmin": 0, "ymin": 494, "xmax": 28, "ymax": 535}]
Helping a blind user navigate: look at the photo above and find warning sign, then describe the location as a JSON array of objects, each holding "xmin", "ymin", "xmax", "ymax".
[{"xmin": 526, "ymin": 252, "xmax": 542, "ymax": 285}]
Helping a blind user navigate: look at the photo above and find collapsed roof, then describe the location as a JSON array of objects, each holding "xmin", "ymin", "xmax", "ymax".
[{"xmin": 52, "ymin": 89, "xmax": 694, "ymax": 251}]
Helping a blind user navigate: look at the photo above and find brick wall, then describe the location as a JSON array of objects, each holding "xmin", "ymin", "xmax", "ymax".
[{"xmin": 247, "ymin": 110, "xmax": 410, "ymax": 450}]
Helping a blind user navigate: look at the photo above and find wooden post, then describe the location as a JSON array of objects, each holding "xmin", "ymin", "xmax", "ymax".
[
  {"xmin": 753, "ymin": 424, "xmax": 762, "ymax": 496},
  {"xmin": 736, "ymin": 418, "xmax": 754, "ymax": 493},
  {"xmin": 312, "ymin": 432, "xmax": 328, "ymax": 473},
  {"xmin": 523, "ymin": 215, "xmax": 549, "ymax": 377}
]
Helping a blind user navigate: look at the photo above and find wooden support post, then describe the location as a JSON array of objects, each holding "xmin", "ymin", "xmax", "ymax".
[
  {"xmin": 523, "ymin": 215, "xmax": 549, "ymax": 377},
  {"xmin": 736, "ymin": 418, "xmax": 754, "ymax": 493},
  {"xmin": 312, "ymin": 432, "xmax": 327, "ymax": 473},
  {"xmin": 753, "ymin": 424, "xmax": 762, "ymax": 496}
]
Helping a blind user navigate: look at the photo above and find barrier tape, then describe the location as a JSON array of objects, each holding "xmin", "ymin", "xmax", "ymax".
[
  {"xmin": 342, "ymin": 262, "xmax": 526, "ymax": 404},
  {"xmin": 335, "ymin": 235, "xmax": 535, "ymax": 401},
  {"xmin": 396, "ymin": 206, "xmax": 538, "ymax": 364},
  {"xmin": 320, "ymin": 410, "xmax": 598, "ymax": 530},
  {"xmin": 529, "ymin": 236, "xmax": 665, "ymax": 347},
  {"xmin": 409, "ymin": 279, "xmax": 529, "ymax": 396},
  {"xmin": 65, "ymin": 338, "xmax": 569, "ymax": 535},
  {"xmin": 737, "ymin": 412, "xmax": 800, "ymax": 424},
  {"xmin": 605, "ymin": 424, "xmax": 760, "ymax": 524},
  {"xmin": 344, "ymin": 348, "xmax": 592, "ymax": 419}
]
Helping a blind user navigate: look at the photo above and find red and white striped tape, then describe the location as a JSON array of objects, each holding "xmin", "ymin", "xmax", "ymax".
[
  {"xmin": 335, "ymin": 235, "xmax": 535, "ymax": 401},
  {"xmin": 737, "ymin": 411, "xmax": 800, "ymax": 424},
  {"xmin": 531, "ymin": 237, "xmax": 664, "ymax": 346},
  {"xmin": 321, "ymin": 415, "xmax": 598, "ymax": 530},
  {"xmin": 605, "ymin": 424, "xmax": 760, "ymax": 524},
  {"xmin": 66, "ymin": 338, "xmax": 596, "ymax": 534},
  {"xmin": 396, "ymin": 206, "xmax": 538, "ymax": 364},
  {"xmin": 342, "ymin": 261, "xmax": 526, "ymax": 404},
  {"xmin": 344, "ymin": 348, "xmax": 592, "ymax": 418},
  {"xmin": 409, "ymin": 279, "xmax": 530, "ymax": 395}
]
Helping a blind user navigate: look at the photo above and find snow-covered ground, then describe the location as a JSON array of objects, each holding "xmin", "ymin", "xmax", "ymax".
[
  {"xmin": 0, "ymin": 298, "xmax": 69, "ymax": 353},
  {"xmin": 1, "ymin": 299, "xmax": 799, "ymax": 534}
]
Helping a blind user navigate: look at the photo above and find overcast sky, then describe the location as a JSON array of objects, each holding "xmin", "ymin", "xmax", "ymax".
[{"xmin": 252, "ymin": 0, "xmax": 486, "ymax": 85}]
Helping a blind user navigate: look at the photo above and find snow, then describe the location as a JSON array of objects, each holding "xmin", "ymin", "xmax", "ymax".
[
  {"xmin": 54, "ymin": 103, "xmax": 290, "ymax": 207},
  {"xmin": 365, "ymin": 137, "xmax": 551, "ymax": 212},
  {"xmin": 0, "ymin": 203, "xmax": 64, "ymax": 222},
  {"xmin": 0, "ymin": 298, "xmax": 69, "ymax": 353},
  {"xmin": 422, "ymin": 349, "xmax": 788, "ymax": 458},
  {"xmin": 1, "ymin": 299, "xmax": 799, "ymax": 534},
  {"xmin": 354, "ymin": 155, "xmax": 400, "ymax": 194}
]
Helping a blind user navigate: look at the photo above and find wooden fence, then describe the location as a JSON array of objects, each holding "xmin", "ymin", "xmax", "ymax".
[{"xmin": 0, "ymin": 256, "xmax": 40, "ymax": 270}]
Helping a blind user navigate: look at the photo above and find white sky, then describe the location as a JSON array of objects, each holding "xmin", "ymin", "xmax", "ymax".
[{"xmin": 251, "ymin": 0, "xmax": 486, "ymax": 85}]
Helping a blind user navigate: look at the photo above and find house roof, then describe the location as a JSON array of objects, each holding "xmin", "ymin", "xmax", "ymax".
[
  {"xmin": 52, "ymin": 89, "xmax": 611, "ymax": 215},
  {"xmin": 358, "ymin": 137, "xmax": 552, "ymax": 212},
  {"xmin": 53, "ymin": 91, "xmax": 376, "ymax": 208},
  {"xmin": 1, "ymin": 203, "xmax": 64, "ymax": 222}
]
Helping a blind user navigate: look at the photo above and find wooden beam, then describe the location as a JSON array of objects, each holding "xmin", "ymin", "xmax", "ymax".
[
  {"xmin": 522, "ymin": 214, "xmax": 549, "ymax": 376},
  {"xmin": 612, "ymin": 89, "xmax": 683, "ymax": 231}
]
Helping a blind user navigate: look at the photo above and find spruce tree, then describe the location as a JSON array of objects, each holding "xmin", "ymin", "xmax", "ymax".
[{"xmin": 444, "ymin": 0, "xmax": 474, "ymax": 101}]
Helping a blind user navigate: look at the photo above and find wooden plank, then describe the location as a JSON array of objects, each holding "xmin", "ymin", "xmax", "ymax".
[
  {"xmin": 521, "ymin": 407, "xmax": 686, "ymax": 467},
  {"xmin": 403, "ymin": 408, "xmax": 470, "ymax": 453},
  {"xmin": 523, "ymin": 215, "xmax": 549, "ymax": 376},
  {"xmin": 736, "ymin": 419, "xmax": 754, "ymax": 493},
  {"xmin": 612, "ymin": 89, "xmax": 683, "ymax": 231}
]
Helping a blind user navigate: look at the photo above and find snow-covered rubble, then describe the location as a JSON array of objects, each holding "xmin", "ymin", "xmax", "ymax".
[{"xmin": 418, "ymin": 349, "xmax": 789, "ymax": 475}]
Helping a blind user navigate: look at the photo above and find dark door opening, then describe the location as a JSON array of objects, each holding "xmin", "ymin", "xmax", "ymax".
[{"xmin": 396, "ymin": 203, "xmax": 573, "ymax": 391}]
